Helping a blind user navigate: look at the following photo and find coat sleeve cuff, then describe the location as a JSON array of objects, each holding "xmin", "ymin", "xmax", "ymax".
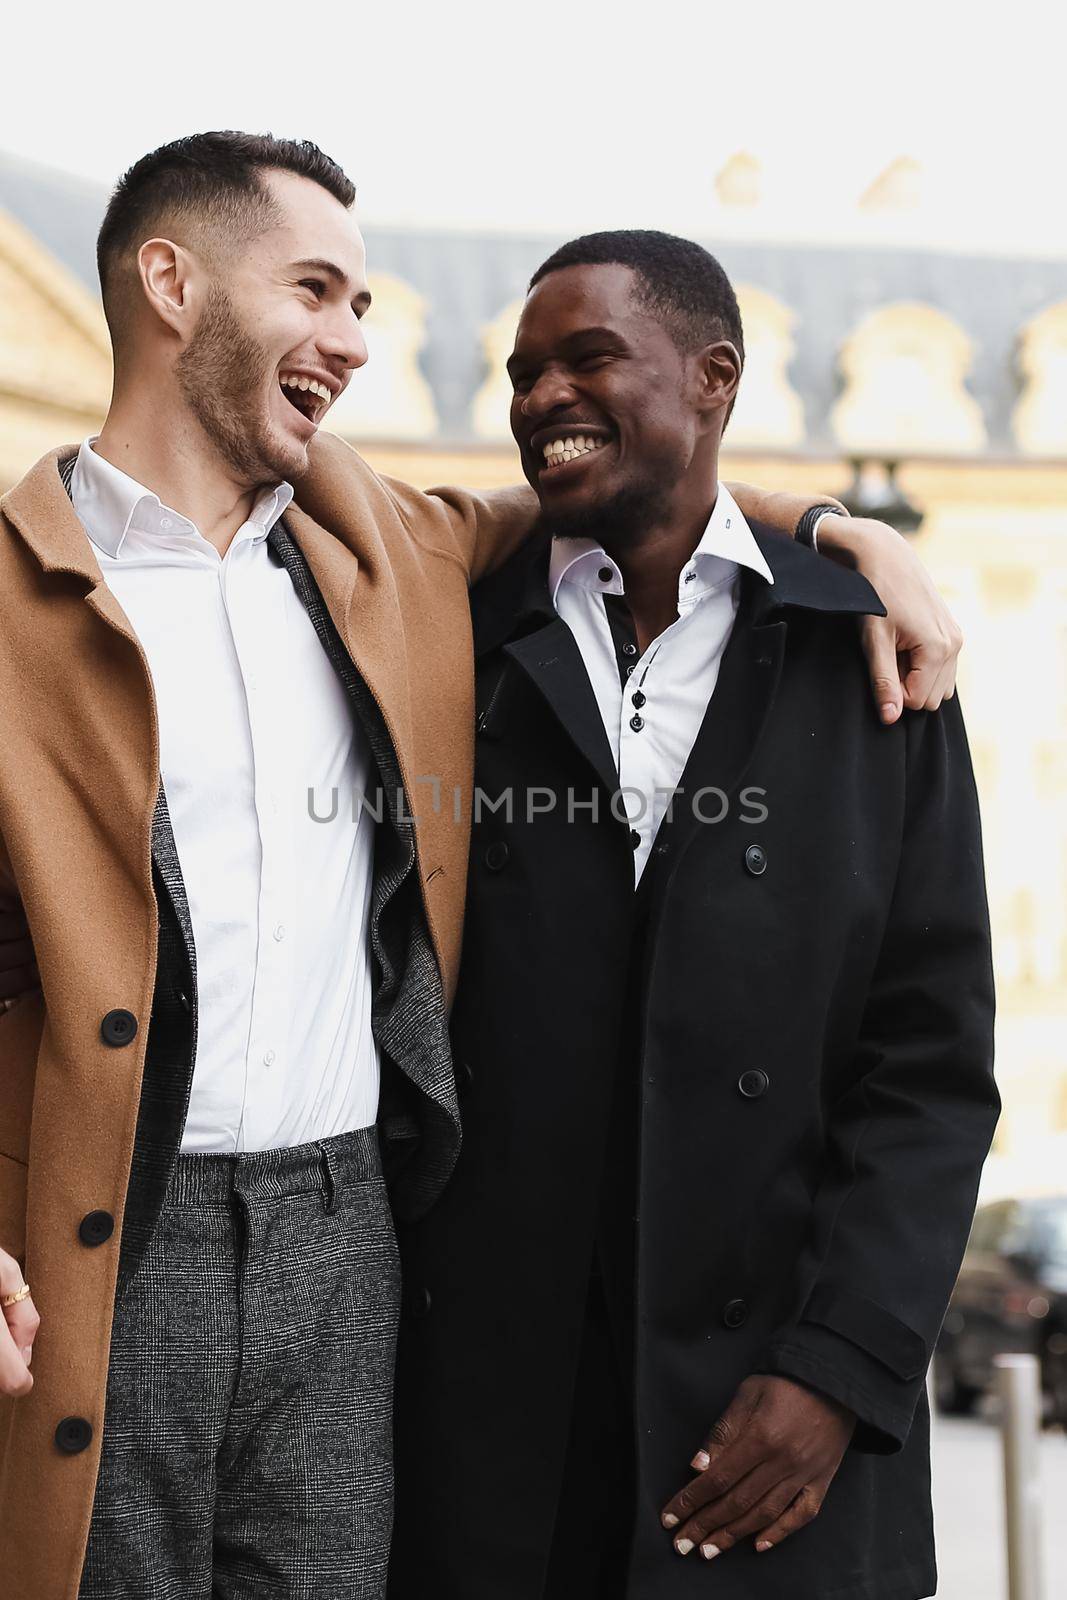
[{"xmin": 758, "ymin": 1287, "xmax": 930, "ymax": 1454}]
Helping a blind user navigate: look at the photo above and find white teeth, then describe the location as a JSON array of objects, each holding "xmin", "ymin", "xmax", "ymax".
[
  {"xmin": 541, "ymin": 435, "xmax": 605, "ymax": 466},
  {"xmin": 281, "ymin": 375, "xmax": 332, "ymax": 404}
]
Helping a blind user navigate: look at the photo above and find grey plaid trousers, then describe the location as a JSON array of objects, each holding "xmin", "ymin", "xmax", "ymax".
[{"xmin": 77, "ymin": 1128, "xmax": 400, "ymax": 1600}]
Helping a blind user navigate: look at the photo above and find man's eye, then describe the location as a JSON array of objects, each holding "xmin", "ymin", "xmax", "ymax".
[
  {"xmin": 300, "ymin": 280, "xmax": 327, "ymax": 299},
  {"xmin": 576, "ymin": 353, "xmax": 610, "ymax": 370}
]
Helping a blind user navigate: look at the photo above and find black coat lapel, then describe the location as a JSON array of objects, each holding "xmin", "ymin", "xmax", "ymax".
[
  {"xmin": 503, "ymin": 621, "xmax": 620, "ymax": 799},
  {"xmin": 473, "ymin": 532, "xmax": 619, "ymax": 798}
]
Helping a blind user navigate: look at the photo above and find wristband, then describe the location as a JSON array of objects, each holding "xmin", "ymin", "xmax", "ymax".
[{"xmin": 795, "ymin": 504, "xmax": 842, "ymax": 553}]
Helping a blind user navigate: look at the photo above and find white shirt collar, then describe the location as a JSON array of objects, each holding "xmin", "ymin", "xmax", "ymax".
[
  {"xmin": 69, "ymin": 437, "xmax": 293, "ymax": 560},
  {"xmin": 548, "ymin": 484, "xmax": 774, "ymax": 610}
]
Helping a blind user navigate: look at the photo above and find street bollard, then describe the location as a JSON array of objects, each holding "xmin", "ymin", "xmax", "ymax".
[{"xmin": 995, "ymin": 1354, "xmax": 1045, "ymax": 1600}]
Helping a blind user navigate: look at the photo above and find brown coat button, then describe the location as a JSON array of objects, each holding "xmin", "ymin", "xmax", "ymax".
[
  {"xmin": 100, "ymin": 1009, "xmax": 138, "ymax": 1047},
  {"xmin": 55, "ymin": 1417, "xmax": 93, "ymax": 1454},
  {"xmin": 78, "ymin": 1211, "xmax": 115, "ymax": 1247}
]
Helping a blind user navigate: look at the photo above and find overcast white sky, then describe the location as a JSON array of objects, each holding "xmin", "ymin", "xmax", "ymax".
[{"xmin": 2, "ymin": 1, "xmax": 1063, "ymax": 246}]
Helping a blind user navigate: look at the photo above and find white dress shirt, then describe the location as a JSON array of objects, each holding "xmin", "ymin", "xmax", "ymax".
[
  {"xmin": 70, "ymin": 439, "xmax": 380, "ymax": 1153},
  {"xmin": 550, "ymin": 485, "xmax": 773, "ymax": 883}
]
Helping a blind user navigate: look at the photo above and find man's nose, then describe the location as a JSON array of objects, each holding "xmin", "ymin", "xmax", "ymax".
[
  {"xmin": 521, "ymin": 367, "xmax": 577, "ymax": 422},
  {"xmin": 320, "ymin": 310, "xmax": 369, "ymax": 374}
]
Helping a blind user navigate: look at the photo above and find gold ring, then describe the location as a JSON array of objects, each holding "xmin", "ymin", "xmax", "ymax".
[{"xmin": 1, "ymin": 1283, "xmax": 30, "ymax": 1308}]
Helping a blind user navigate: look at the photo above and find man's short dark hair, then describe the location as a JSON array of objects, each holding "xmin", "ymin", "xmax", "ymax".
[
  {"xmin": 96, "ymin": 131, "xmax": 356, "ymax": 328},
  {"xmin": 528, "ymin": 228, "xmax": 744, "ymax": 365}
]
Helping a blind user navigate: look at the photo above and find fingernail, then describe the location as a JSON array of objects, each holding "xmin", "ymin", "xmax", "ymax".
[
  {"xmin": 662, "ymin": 1513, "xmax": 679, "ymax": 1529},
  {"xmin": 701, "ymin": 1543, "xmax": 721, "ymax": 1560},
  {"xmin": 675, "ymin": 1538, "xmax": 694, "ymax": 1556},
  {"xmin": 756, "ymin": 1540, "xmax": 773, "ymax": 1553},
  {"xmin": 881, "ymin": 703, "xmax": 897, "ymax": 721},
  {"xmin": 690, "ymin": 1450, "xmax": 710, "ymax": 1471}
]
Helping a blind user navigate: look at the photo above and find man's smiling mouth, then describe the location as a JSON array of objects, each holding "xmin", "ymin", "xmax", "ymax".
[
  {"xmin": 538, "ymin": 430, "xmax": 611, "ymax": 472},
  {"xmin": 279, "ymin": 372, "xmax": 333, "ymax": 424}
]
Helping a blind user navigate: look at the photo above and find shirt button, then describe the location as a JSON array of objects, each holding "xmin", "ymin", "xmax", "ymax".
[
  {"xmin": 598, "ymin": 565, "xmax": 613, "ymax": 584},
  {"xmin": 622, "ymin": 642, "xmax": 637, "ymax": 658},
  {"xmin": 624, "ymin": 665, "xmax": 635, "ymax": 677},
  {"xmin": 264, "ymin": 1049, "xmax": 276, "ymax": 1067},
  {"xmin": 160, "ymin": 517, "xmax": 172, "ymax": 531},
  {"xmin": 630, "ymin": 830, "xmax": 641, "ymax": 851},
  {"xmin": 273, "ymin": 924, "xmax": 286, "ymax": 942},
  {"xmin": 631, "ymin": 690, "xmax": 646, "ymax": 709},
  {"xmin": 630, "ymin": 714, "xmax": 644, "ymax": 732}
]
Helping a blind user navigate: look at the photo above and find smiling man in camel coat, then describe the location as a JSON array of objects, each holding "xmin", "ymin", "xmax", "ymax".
[{"xmin": 0, "ymin": 132, "xmax": 964, "ymax": 1600}]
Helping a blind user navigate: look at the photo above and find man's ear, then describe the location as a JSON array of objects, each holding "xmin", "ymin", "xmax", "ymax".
[
  {"xmin": 136, "ymin": 238, "xmax": 202, "ymax": 339},
  {"xmin": 695, "ymin": 339, "xmax": 742, "ymax": 423}
]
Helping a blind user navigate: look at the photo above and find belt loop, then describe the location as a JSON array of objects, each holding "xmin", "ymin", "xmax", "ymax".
[{"xmin": 319, "ymin": 1143, "xmax": 339, "ymax": 1215}]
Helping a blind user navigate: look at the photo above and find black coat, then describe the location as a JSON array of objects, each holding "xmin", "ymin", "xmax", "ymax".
[{"xmin": 391, "ymin": 526, "xmax": 998, "ymax": 1600}]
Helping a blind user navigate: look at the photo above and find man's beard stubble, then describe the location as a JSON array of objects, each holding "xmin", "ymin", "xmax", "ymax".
[
  {"xmin": 544, "ymin": 475, "xmax": 676, "ymax": 555},
  {"xmin": 175, "ymin": 285, "xmax": 297, "ymax": 487}
]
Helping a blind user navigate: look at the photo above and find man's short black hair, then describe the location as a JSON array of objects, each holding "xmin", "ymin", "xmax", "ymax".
[
  {"xmin": 528, "ymin": 228, "xmax": 744, "ymax": 365},
  {"xmin": 96, "ymin": 131, "xmax": 355, "ymax": 321}
]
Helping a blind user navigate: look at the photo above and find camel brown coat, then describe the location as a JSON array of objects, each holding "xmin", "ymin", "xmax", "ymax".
[{"xmin": 0, "ymin": 433, "xmax": 827, "ymax": 1600}]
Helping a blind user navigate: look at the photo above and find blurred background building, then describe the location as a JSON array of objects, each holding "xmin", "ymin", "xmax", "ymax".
[{"xmin": 2, "ymin": 146, "xmax": 1065, "ymax": 1203}]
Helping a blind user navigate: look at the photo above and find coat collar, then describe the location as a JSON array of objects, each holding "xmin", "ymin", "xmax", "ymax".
[
  {"xmin": 747, "ymin": 522, "xmax": 886, "ymax": 622},
  {"xmin": 1, "ymin": 445, "xmax": 104, "ymax": 585},
  {"xmin": 472, "ymin": 518, "xmax": 886, "ymax": 661}
]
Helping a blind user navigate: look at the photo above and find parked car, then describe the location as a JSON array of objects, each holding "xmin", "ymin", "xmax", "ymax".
[{"xmin": 936, "ymin": 1196, "xmax": 1067, "ymax": 1425}]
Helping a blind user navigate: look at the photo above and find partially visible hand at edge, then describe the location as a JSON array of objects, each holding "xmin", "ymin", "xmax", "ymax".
[{"xmin": 817, "ymin": 513, "xmax": 963, "ymax": 725}]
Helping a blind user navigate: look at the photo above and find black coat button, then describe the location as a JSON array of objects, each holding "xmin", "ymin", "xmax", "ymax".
[
  {"xmin": 630, "ymin": 714, "xmax": 644, "ymax": 732},
  {"xmin": 722, "ymin": 1298, "xmax": 748, "ymax": 1329},
  {"xmin": 744, "ymin": 844, "xmax": 767, "ymax": 877},
  {"xmin": 78, "ymin": 1211, "xmax": 115, "ymax": 1247},
  {"xmin": 485, "ymin": 842, "xmax": 509, "ymax": 872},
  {"xmin": 738, "ymin": 1070, "xmax": 770, "ymax": 1099},
  {"xmin": 55, "ymin": 1416, "xmax": 93, "ymax": 1454},
  {"xmin": 100, "ymin": 1009, "xmax": 138, "ymax": 1047},
  {"xmin": 412, "ymin": 1287, "xmax": 432, "ymax": 1320},
  {"xmin": 631, "ymin": 690, "xmax": 646, "ymax": 709}
]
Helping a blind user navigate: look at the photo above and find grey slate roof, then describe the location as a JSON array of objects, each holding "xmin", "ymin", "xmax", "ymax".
[{"xmin": 2, "ymin": 148, "xmax": 1063, "ymax": 454}]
